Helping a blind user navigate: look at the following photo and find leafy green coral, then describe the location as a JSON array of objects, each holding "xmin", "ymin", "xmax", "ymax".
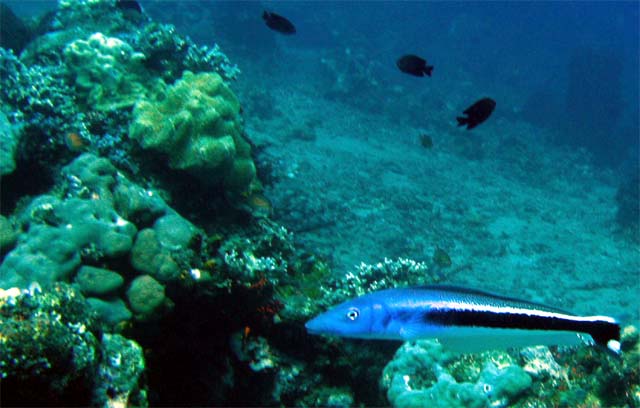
[{"xmin": 129, "ymin": 70, "xmax": 258, "ymax": 194}]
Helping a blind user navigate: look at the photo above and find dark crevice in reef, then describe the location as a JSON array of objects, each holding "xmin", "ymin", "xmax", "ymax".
[{"xmin": 0, "ymin": 158, "xmax": 54, "ymax": 216}]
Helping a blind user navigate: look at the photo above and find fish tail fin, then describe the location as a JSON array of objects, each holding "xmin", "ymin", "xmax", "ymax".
[
  {"xmin": 456, "ymin": 117, "xmax": 467, "ymax": 127},
  {"xmin": 262, "ymin": 10, "xmax": 269, "ymax": 19},
  {"xmin": 425, "ymin": 65, "xmax": 434, "ymax": 77},
  {"xmin": 585, "ymin": 317, "xmax": 621, "ymax": 354}
]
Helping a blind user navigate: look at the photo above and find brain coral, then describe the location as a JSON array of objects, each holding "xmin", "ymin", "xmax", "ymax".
[{"xmin": 129, "ymin": 70, "xmax": 258, "ymax": 194}]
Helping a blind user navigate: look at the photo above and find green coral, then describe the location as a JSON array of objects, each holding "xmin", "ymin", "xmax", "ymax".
[
  {"xmin": 129, "ymin": 70, "xmax": 258, "ymax": 194},
  {"xmin": 0, "ymin": 195, "xmax": 137, "ymax": 288},
  {"xmin": 382, "ymin": 340, "xmax": 533, "ymax": 408},
  {"xmin": 0, "ymin": 215, "xmax": 18, "ymax": 254},
  {"xmin": 64, "ymin": 32, "xmax": 156, "ymax": 110},
  {"xmin": 130, "ymin": 228, "xmax": 180, "ymax": 282},
  {"xmin": 74, "ymin": 265, "xmax": 124, "ymax": 296},
  {"xmin": 86, "ymin": 297, "xmax": 132, "ymax": 327},
  {"xmin": 0, "ymin": 110, "xmax": 20, "ymax": 176},
  {"xmin": 126, "ymin": 275, "xmax": 170, "ymax": 321}
]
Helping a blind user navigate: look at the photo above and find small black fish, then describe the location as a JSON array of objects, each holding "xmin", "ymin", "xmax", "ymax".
[
  {"xmin": 456, "ymin": 97, "xmax": 496, "ymax": 130},
  {"xmin": 263, "ymin": 11, "xmax": 296, "ymax": 35},
  {"xmin": 419, "ymin": 134, "xmax": 433, "ymax": 149},
  {"xmin": 116, "ymin": 0, "xmax": 142, "ymax": 14},
  {"xmin": 397, "ymin": 54, "xmax": 433, "ymax": 77}
]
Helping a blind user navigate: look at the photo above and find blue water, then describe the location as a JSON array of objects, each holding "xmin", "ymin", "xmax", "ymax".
[
  {"xmin": 145, "ymin": 1, "xmax": 639, "ymax": 163},
  {"xmin": 1, "ymin": 1, "xmax": 638, "ymax": 406}
]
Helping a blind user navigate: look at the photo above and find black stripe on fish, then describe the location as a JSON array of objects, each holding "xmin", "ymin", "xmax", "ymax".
[{"xmin": 424, "ymin": 308, "xmax": 620, "ymax": 348}]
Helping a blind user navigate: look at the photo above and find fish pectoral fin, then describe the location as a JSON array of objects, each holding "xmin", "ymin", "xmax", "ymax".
[{"xmin": 398, "ymin": 319, "xmax": 431, "ymax": 340}]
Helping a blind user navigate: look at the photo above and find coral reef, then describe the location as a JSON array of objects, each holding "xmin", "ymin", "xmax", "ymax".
[
  {"xmin": 129, "ymin": 70, "xmax": 258, "ymax": 194},
  {"xmin": 0, "ymin": 283, "xmax": 147, "ymax": 407},
  {"xmin": 0, "ymin": 48, "xmax": 84, "ymax": 171},
  {"xmin": 0, "ymin": 153, "xmax": 198, "ymax": 329},
  {"xmin": 380, "ymin": 326, "xmax": 640, "ymax": 408},
  {"xmin": 0, "ymin": 151, "xmax": 318, "ymax": 405},
  {"xmin": 218, "ymin": 219, "xmax": 294, "ymax": 284},
  {"xmin": 0, "ymin": 215, "xmax": 18, "ymax": 254},
  {"xmin": 94, "ymin": 333, "xmax": 147, "ymax": 407},
  {"xmin": 1, "ymin": 193, "xmax": 136, "ymax": 287},
  {"xmin": 382, "ymin": 340, "xmax": 531, "ymax": 408},
  {"xmin": 319, "ymin": 257, "xmax": 441, "ymax": 308},
  {"xmin": 136, "ymin": 22, "xmax": 240, "ymax": 83},
  {"xmin": 25, "ymin": 0, "xmax": 238, "ymax": 82},
  {"xmin": 1, "ymin": 0, "xmax": 241, "ymax": 192},
  {"xmin": 0, "ymin": 110, "xmax": 20, "ymax": 176}
]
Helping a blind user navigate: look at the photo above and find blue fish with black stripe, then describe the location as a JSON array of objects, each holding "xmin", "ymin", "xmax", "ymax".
[{"xmin": 305, "ymin": 285, "xmax": 621, "ymax": 353}]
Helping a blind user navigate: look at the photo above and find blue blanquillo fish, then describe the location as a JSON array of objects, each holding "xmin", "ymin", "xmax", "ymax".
[{"xmin": 305, "ymin": 285, "xmax": 621, "ymax": 353}]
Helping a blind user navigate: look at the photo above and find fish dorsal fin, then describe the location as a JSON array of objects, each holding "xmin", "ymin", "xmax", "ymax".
[{"xmin": 412, "ymin": 285, "xmax": 574, "ymax": 315}]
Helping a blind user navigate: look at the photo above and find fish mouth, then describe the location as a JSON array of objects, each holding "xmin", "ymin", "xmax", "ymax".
[
  {"xmin": 304, "ymin": 320, "xmax": 320, "ymax": 334},
  {"xmin": 305, "ymin": 318, "xmax": 329, "ymax": 335}
]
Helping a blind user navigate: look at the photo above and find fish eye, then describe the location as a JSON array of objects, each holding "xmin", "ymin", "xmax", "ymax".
[{"xmin": 346, "ymin": 308, "xmax": 360, "ymax": 321}]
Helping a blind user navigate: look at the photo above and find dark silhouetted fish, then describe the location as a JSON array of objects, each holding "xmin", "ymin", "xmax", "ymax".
[
  {"xmin": 116, "ymin": 0, "xmax": 142, "ymax": 14},
  {"xmin": 263, "ymin": 11, "xmax": 296, "ymax": 35},
  {"xmin": 419, "ymin": 134, "xmax": 433, "ymax": 149},
  {"xmin": 397, "ymin": 54, "xmax": 433, "ymax": 77},
  {"xmin": 457, "ymin": 97, "xmax": 496, "ymax": 130}
]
